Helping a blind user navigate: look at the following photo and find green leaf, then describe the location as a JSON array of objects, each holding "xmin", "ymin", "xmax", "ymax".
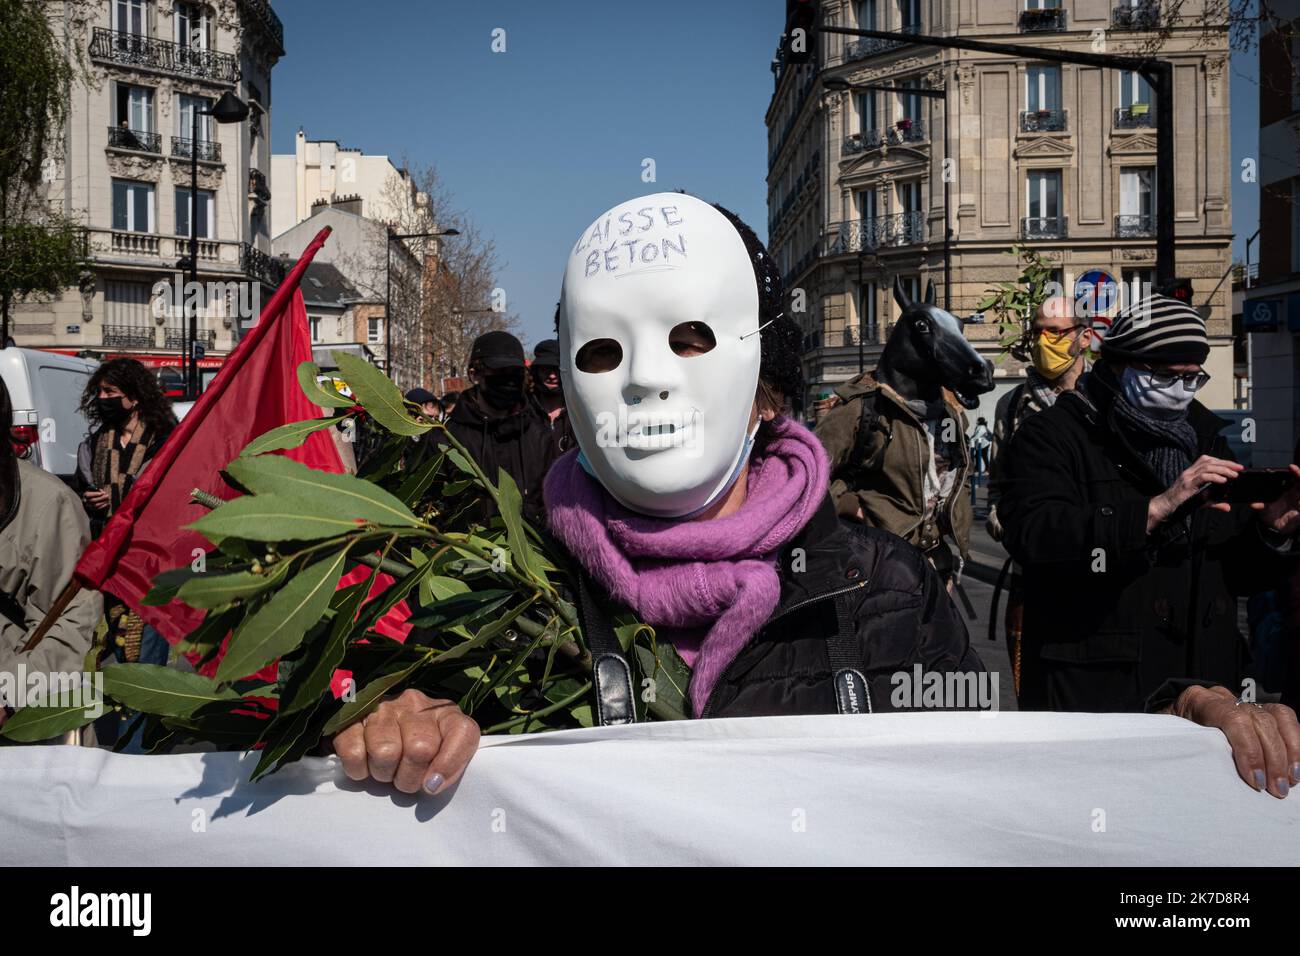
[
  {"xmin": 0, "ymin": 690, "xmax": 97, "ymax": 742},
  {"xmin": 406, "ymin": 589, "xmax": 513, "ymax": 629},
  {"xmin": 225, "ymin": 455, "xmax": 419, "ymax": 529},
  {"xmin": 239, "ymin": 417, "xmax": 339, "ymax": 457},
  {"xmin": 249, "ymin": 702, "xmax": 319, "ymax": 781},
  {"xmin": 191, "ymin": 494, "xmax": 369, "ymax": 542},
  {"xmin": 419, "ymin": 573, "xmax": 470, "ymax": 606},
  {"xmin": 321, "ymin": 655, "xmax": 427, "ymax": 735},
  {"xmin": 496, "ymin": 469, "xmax": 544, "ymax": 582},
  {"xmin": 175, "ymin": 563, "xmax": 291, "ymax": 610},
  {"xmin": 297, "ymin": 361, "xmax": 356, "ymax": 409},
  {"xmin": 279, "ymin": 580, "xmax": 369, "ymax": 715},
  {"xmin": 216, "ymin": 549, "xmax": 349, "ymax": 683},
  {"xmin": 333, "ymin": 351, "xmax": 430, "ymax": 437},
  {"xmin": 102, "ymin": 664, "xmax": 241, "ymax": 718},
  {"xmin": 141, "ymin": 565, "xmax": 204, "ymax": 606},
  {"xmin": 447, "ymin": 449, "xmax": 477, "ymax": 476},
  {"xmin": 395, "ymin": 449, "xmax": 444, "ymax": 506}
]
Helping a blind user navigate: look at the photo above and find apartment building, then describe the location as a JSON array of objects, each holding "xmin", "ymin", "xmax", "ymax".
[
  {"xmin": 1242, "ymin": 0, "xmax": 1300, "ymax": 465},
  {"xmin": 16, "ymin": 0, "xmax": 284, "ymax": 389},
  {"xmin": 767, "ymin": 0, "xmax": 1234, "ymax": 419}
]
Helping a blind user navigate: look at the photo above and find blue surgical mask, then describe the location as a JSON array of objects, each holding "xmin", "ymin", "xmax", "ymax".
[{"xmin": 1119, "ymin": 367, "xmax": 1195, "ymax": 418}]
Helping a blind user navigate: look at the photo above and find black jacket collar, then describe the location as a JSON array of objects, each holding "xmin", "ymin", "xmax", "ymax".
[{"xmin": 772, "ymin": 493, "xmax": 857, "ymax": 616}]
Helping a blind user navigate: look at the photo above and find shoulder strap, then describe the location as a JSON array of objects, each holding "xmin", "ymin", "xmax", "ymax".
[
  {"xmin": 574, "ymin": 572, "xmax": 636, "ymax": 726},
  {"xmin": 828, "ymin": 591, "xmax": 872, "ymax": 714}
]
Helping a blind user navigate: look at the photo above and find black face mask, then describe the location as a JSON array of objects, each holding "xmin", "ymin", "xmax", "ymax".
[
  {"xmin": 482, "ymin": 372, "xmax": 524, "ymax": 410},
  {"xmin": 95, "ymin": 396, "xmax": 130, "ymax": 426},
  {"xmin": 531, "ymin": 366, "xmax": 562, "ymax": 395}
]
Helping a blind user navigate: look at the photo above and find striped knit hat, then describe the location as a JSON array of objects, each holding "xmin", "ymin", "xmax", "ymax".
[{"xmin": 1100, "ymin": 294, "xmax": 1209, "ymax": 365}]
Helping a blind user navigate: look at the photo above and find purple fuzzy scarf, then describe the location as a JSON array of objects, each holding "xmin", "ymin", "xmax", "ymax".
[{"xmin": 543, "ymin": 416, "xmax": 830, "ymax": 717}]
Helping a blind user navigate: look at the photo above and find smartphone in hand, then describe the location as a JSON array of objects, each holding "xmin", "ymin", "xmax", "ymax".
[{"xmin": 1207, "ymin": 467, "xmax": 1299, "ymax": 504}]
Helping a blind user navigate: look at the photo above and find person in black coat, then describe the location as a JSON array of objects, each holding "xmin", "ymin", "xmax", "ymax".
[
  {"xmin": 1000, "ymin": 294, "xmax": 1300, "ymax": 798},
  {"xmin": 527, "ymin": 338, "xmax": 577, "ymax": 455},
  {"xmin": 428, "ymin": 330, "xmax": 556, "ymax": 526},
  {"xmin": 332, "ymin": 195, "xmax": 985, "ymax": 798}
]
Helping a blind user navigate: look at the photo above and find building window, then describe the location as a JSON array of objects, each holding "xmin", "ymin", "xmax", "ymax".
[
  {"xmin": 858, "ymin": 89, "xmax": 877, "ymax": 134},
  {"xmin": 114, "ymin": 0, "xmax": 148, "ymax": 36},
  {"xmin": 1118, "ymin": 70, "xmax": 1152, "ymax": 109},
  {"xmin": 1026, "ymin": 65, "xmax": 1061, "ymax": 112},
  {"xmin": 1025, "ymin": 0, "xmax": 1061, "ymax": 7},
  {"xmin": 1026, "ymin": 169, "xmax": 1062, "ymax": 223},
  {"xmin": 1122, "ymin": 268, "xmax": 1155, "ymax": 308},
  {"xmin": 858, "ymin": 280, "xmax": 878, "ymax": 342},
  {"xmin": 898, "ymin": 0, "xmax": 920, "ymax": 31},
  {"xmin": 368, "ymin": 317, "xmax": 382, "ymax": 344},
  {"xmin": 175, "ymin": 2, "xmax": 210, "ymax": 50},
  {"xmin": 856, "ymin": 0, "xmax": 876, "ymax": 28},
  {"xmin": 115, "ymin": 84, "xmax": 154, "ymax": 133},
  {"xmin": 857, "ymin": 187, "xmax": 877, "ymax": 221},
  {"xmin": 309, "ymin": 316, "xmax": 321, "ymax": 342},
  {"xmin": 1119, "ymin": 166, "xmax": 1155, "ymax": 236},
  {"xmin": 112, "ymin": 179, "xmax": 154, "ymax": 233},
  {"xmin": 175, "ymin": 187, "xmax": 214, "ymax": 239},
  {"xmin": 898, "ymin": 80, "xmax": 923, "ymax": 124},
  {"xmin": 177, "ymin": 94, "xmax": 213, "ymax": 142}
]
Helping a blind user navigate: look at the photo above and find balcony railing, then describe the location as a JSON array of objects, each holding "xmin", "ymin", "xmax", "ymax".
[
  {"xmin": 844, "ymin": 23, "xmax": 920, "ymax": 61},
  {"xmin": 1021, "ymin": 216, "xmax": 1068, "ymax": 240},
  {"xmin": 843, "ymin": 119, "xmax": 926, "ymax": 154},
  {"xmin": 1114, "ymin": 105, "xmax": 1155, "ymax": 128},
  {"xmin": 89, "ymin": 28, "xmax": 238, "ymax": 84},
  {"xmin": 172, "ymin": 136, "xmax": 222, "ymax": 163},
  {"xmin": 1020, "ymin": 109, "xmax": 1069, "ymax": 132},
  {"xmin": 110, "ymin": 231, "xmax": 161, "ymax": 256},
  {"xmin": 836, "ymin": 211, "xmax": 926, "ymax": 253},
  {"xmin": 241, "ymin": 242, "xmax": 286, "ymax": 288},
  {"xmin": 1115, "ymin": 213, "xmax": 1155, "ymax": 238},
  {"xmin": 1018, "ymin": 8, "xmax": 1067, "ymax": 32},
  {"xmin": 239, "ymin": 0, "xmax": 285, "ymax": 53},
  {"xmin": 107, "ymin": 126, "xmax": 162, "ymax": 153},
  {"xmin": 163, "ymin": 325, "xmax": 218, "ymax": 351},
  {"xmin": 102, "ymin": 322, "xmax": 155, "ymax": 349},
  {"xmin": 1113, "ymin": 2, "xmax": 1161, "ymax": 29}
]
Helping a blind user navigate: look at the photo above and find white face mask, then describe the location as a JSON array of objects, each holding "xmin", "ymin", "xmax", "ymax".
[
  {"xmin": 1119, "ymin": 367, "xmax": 1196, "ymax": 417},
  {"xmin": 558, "ymin": 193, "xmax": 762, "ymax": 518}
]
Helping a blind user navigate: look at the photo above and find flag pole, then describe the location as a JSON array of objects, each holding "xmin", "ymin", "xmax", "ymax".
[{"xmin": 22, "ymin": 580, "xmax": 83, "ymax": 653}]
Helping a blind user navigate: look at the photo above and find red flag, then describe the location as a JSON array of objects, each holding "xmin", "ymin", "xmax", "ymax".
[{"xmin": 75, "ymin": 227, "xmax": 344, "ymax": 640}]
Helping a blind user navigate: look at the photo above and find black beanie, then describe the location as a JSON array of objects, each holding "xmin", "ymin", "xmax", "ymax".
[{"xmin": 1100, "ymin": 294, "xmax": 1209, "ymax": 366}]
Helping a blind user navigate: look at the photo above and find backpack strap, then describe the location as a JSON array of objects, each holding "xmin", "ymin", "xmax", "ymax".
[
  {"xmin": 828, "ymin": 590, "xmax": 873, "ymax": 714},
  {"xmin": 573, "ymin": 572, "xmax": 636, "ymax": 726}
]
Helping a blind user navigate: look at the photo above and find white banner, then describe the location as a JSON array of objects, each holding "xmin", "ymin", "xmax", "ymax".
[{"xmin": 1, "ymin": 712, "xmax": 1295, "ymax": 866}]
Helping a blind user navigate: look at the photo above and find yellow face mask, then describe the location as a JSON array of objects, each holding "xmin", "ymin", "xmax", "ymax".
[{"xmin": 1031, "ymin": 329, "xmax": 1078, "ymax": 380}]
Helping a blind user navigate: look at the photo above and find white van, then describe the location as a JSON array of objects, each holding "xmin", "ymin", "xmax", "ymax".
[{"xmin": 0, "ymin": 348, "xmax": 98, "ymax": 483}]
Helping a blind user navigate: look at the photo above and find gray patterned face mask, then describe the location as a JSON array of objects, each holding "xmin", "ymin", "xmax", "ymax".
[{"xmin": 1119, "ymin": 367, "xmax": 1195, "ymax": 418}]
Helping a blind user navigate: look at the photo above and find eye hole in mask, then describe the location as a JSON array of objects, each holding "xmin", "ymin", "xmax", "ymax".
[
  {"xmin": 575, "ymin": 338, "xmax": 623, "ymax": 373},
  {"xmin": 668, "ymin": 321, "xmax": 716, "ymax": 358}
]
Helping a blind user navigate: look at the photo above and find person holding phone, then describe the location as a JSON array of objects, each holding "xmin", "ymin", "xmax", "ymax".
[{"xmin": 999, "ymin": 294, "xmax": 1300, "ymax": 799}]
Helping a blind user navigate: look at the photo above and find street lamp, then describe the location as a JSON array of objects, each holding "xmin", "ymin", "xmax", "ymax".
[
  {"xmin": 385, "ymin": 228, "xmax": 460, "ymax": 383},
  {"xmin": 182, "ymin": 90, "xmax": 248, "ymax": 399},
  {"xmin": 824, "ymin": 76, "xmax": 952, "ymax": 314}
]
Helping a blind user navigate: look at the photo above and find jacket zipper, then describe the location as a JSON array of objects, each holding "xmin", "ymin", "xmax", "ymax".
[{"xmin": 697, "ymin": 579, "xmax": 870, "ymax": 719}]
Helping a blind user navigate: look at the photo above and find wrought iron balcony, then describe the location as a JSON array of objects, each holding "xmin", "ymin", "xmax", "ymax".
[
  {"xmin": 249, "ymin": 168, "xmax": 271, "ymax": 201},
  {"xmin": 1021, "ymin": 216, "xmax": 1068, "ymax": 240},
  {"xmin": 1112, "ymin": 2, "xmax": 1161, "ymax": 29},
  {"xmin": 1018, "ymin": 8, "xmax": 1067, "ymax": 32},
  {"xmin": 844, "ymin": 23, "xmax": 919, "ymax": 61},
  {"xmin": 102, "ymin": 322, "xmax": 155, "ymax": 349},
  {"xmin": 107, "ymin": 126, "xmax": 161, "ymax": 153},
  {"xmin": 89, "ymin": 28, "xmax": 238, "ymax": 84},
  {"xmin": 1115, "ymin": 213, "xmax": 1155, "ymax": 238},
  {"xmin": 836, "ymin": 211, "xmax": 925, "ymax": 253},
  {"xmin": 239, "ymin": 0, "xmax": 285, "ymax": 53},
  {"xmin": 241, "ymin": 242, "xmax": 286, "ymax": 288},
  {"xmin": 1114, "ymin": 105, "xmax": 1155, "ymax": 128},
  {"xmin": 1020, "ymin": 109, "xmax": 1068, "ymax": 132},
  {"xmin": 172, "ymin": 136, "xmax": 222, "ymax": 163},
  {"xmin": 163, "ymin": 325, "xmax": 218, "ymax": 351},
  {"xmin": 844, "ymin": 129, "xmax": 885, "ymax": 154}
]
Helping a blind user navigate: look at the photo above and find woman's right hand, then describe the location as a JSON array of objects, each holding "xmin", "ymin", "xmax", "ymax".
[
  {"xmin": 332, "ymin": 689, "xmax": 480, "ymax": 796},
  {"xmin": 1146, "ymin": 455, "xmax": 1242, "ymax": 532},
  {"xmin": 83, "ymin": 488, "xmax": 110, "ymax": 512}
]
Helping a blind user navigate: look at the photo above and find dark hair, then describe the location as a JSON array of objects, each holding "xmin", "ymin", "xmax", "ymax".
[
  {"xmin": 80, "ymin": 358, "xmax": 178, "ymax": 435},
  {"xmin": 709, "ymin": 202, "xmax": 803, "ymax": 412}
]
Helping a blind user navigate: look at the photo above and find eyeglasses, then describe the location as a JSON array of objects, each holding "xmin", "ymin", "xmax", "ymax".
[
  {"xmin": 1135, "ymin": 366, "xmax": 1211, "ymax": 391},
  {"xmin": 1031, "ymin": 325, "xmax": 1086, "ymax": 342}
]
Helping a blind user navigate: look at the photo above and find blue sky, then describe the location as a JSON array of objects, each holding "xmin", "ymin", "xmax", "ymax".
[{"xmin": 270, "ymin": 1, "xmax": 1260, "ymax": 348}]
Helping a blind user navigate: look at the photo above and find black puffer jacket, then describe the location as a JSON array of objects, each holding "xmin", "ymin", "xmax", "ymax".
[
  {"xmin": 998, "ymin": 365, "xmax": 1298, "ymax": 713},
  {"xmin": 428, "ymin": 387, "xmax": 557, "ymax": 525},
  {"xmin": 574, "ymin": 493, "xmax": 988, "ymax": 720}
]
